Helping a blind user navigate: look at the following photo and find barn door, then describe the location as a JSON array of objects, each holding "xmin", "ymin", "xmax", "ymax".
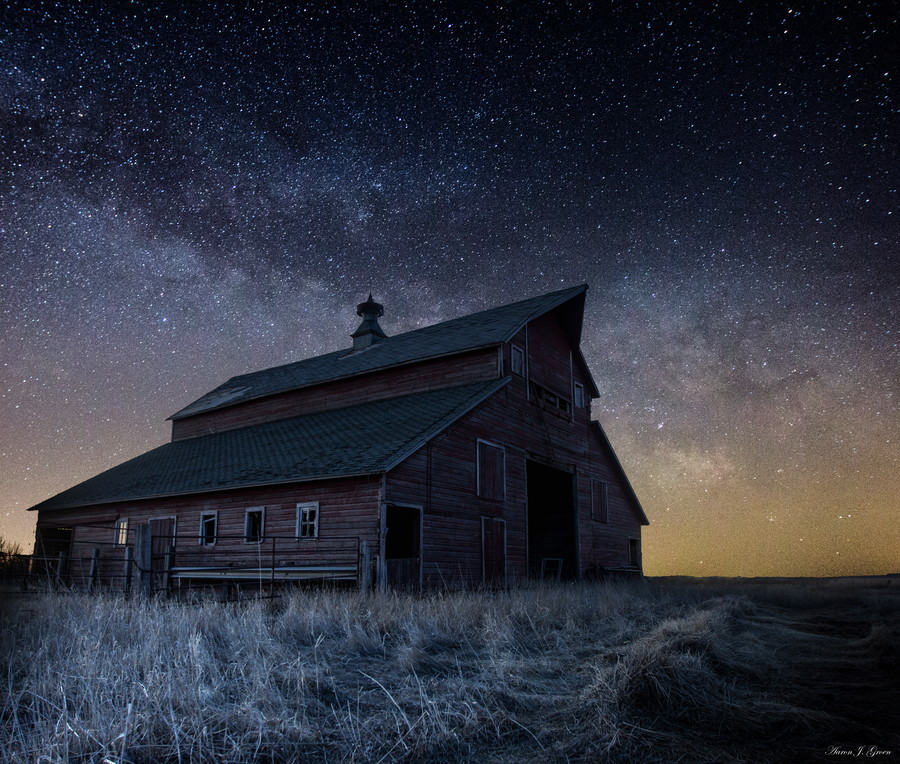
[
  {"xmin": 149, "ymin": 517, "xmax": 176, "ymax": 591},
  {"xmin": 482, "ymin": 517, "xmax": 506, "ymax": 586},
  {"xmin": 384, "ymin": 505, "xmax": 421, "ymax": 590}
]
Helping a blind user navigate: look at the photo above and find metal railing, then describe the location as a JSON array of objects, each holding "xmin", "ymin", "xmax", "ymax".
[{"xmin": 162, "ymin": 532, "xmax": 362, "ymax": 590}]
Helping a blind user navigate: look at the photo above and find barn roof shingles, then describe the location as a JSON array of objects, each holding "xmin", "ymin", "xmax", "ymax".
[
  {"xmin": 170, "ymin": 284, "xmax": 586, "ymax": 420},
  {"xmin": 31, "ymin": 379, "xmax": 508, "ymax": 511}
]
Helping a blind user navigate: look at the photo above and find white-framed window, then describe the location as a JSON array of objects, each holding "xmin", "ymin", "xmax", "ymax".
[
  {"xmin": 114, "ymin": 518, "xmax": 129, "ymax": 546},
  {"xmin": 574, "ymin": 382, "xmax": 585, "ymax": 408},
  {"xmin": 510, "ymin": 344, "xmax": 525, "ymax": 376},
  {"xmin": 591, "ymin": 479, "xmax": 609, "ymax": 523},
  {"xmin": 477, "ymin": 439, "xmax": 506, "ymax": 501},
  {"xmin": 296, "ymin": 502, "xmax": 319, "ymax": 539},
  {"xmin": 629, "ymin": 538, "xmax": 641, "ymax": 568},
  {"xmin": 199, "ymin": 512, "xmax": 218, "ymax": 546},
  {"xmin": 244, "ymin": 507, "xmax": 265, "ymax": 543}
]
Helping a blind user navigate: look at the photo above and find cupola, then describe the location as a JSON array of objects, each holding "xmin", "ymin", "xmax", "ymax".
[{"xmin": 350, "ymin": 294, "xmax": 387, "ymax": 350}]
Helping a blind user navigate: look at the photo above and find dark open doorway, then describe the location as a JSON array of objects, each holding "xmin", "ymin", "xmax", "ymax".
[
  {"xmin": 526, "ymin": 460, "xmax": 577, "ymax": 580},
  {"xmin": 34, "ymin": 525, "xmax": 73, "ymax": 578},
  {"xmin": 384, "ymin": 504, "xmax": 420, "ymax": 589}
]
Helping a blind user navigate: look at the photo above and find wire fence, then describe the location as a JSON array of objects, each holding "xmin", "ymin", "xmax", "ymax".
[
  {"xmin": 2, "ymin": 523, "xmax": 366, "ymax": 599},
  {"xmin": 0, "ymin": 523, "xmax": 642, "ymax": 598}
]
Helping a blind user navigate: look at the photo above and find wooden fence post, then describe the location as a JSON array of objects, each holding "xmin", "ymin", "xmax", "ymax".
[
  {"xmin": 377, "ymin": 508, "xmax": 387, "ymax": 593},
  {"xmin": 55, "ymin": 551, "xmax": 67, "ymax": 588},
  {"xmin": 163, "ymin": 545, "xmax": 174, "ymax": 595},
  {"xmin": 360, "ymin": 540, "xmax": 372, "ymax": 593},
  {"xmin": 89, "ymin": 548, "xmax": 100, "ymax": 591},
  {"xmin": 134, "ymin": 523, "xmax": 152, "ymax": 600},
  {"xmin": 270, "ymin": 536, "xmax": 276, "ymax": 597},
  {"xmin": 21, "ymin": 555, "xmax": 31, "ymax": 591},
  {"xmin": 123, "ymin": 546, "xmax": 133, "ymax": 595}
]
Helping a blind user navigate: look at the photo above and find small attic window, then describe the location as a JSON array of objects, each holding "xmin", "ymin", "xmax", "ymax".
[
  {"xmin": 531, "ymin": 382, "xmax": 571, "ymax": 414},
  {"xmin": 574, "ymin": 382, "xmax": 585, "ymax": 408},
  {"xmin": 511, "ymin": 345, "xmax": 525, "ymax": 375}
]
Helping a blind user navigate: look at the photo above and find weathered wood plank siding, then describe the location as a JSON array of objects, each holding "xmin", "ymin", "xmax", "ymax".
[
  {"xmin": 523, "ymin": 311, "xmax": 574, "ymax": 399},
  {"xmin": 37, "ymin": 476, "xmax": 382, "ymax": 585},
  {"xmin": 384, "ymin": 309, "xmax": 644, "ymax": 586},
  {"xmin": 580, "ymin": 432, "xmax": 644, "ymax": 572},
  {"xmin": 172, "ymin": 347, "xmax": 500, "ymax": 440}
]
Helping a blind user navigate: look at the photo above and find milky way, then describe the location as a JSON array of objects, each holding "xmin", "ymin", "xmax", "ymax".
[{"xmin": 1, "ymin": 2, "xmax": 896, "ymax": 575}]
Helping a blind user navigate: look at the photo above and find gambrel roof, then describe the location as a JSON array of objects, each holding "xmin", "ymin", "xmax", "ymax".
[
  {"xmin": 30, "ymin": 379, "xmax": 508, "ymax": 511},
  {"xmin": 171, "ymin": 284, "xmax": 590, "ymax": 420}
]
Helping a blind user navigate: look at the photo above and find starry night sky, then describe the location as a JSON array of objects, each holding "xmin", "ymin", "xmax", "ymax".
[{"xmin": 2, "ymin": 2, "xmax": 896, "ymax": 576}]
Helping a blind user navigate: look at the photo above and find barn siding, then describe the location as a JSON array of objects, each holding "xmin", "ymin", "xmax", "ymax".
[
  {"xmin": 525, "ymin": 311, "xmax": 575, "ymax": 403},
  {"xmin": 37, "ymin": 476, "xmax": 382, "ymax": 586},
  {"xmin": 580, "ymin": 431, "xmax": 644, "ymax": 571},
  {"xmin": 383, "ymin": 312, "xmax": 643, "ymax": 587},
  {"xmin": 172, "ymin": 347, "xmax": 500, "ymax": 440}
]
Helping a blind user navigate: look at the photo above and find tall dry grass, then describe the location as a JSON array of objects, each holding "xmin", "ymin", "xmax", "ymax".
[{"xmin": 2, "ymin": 579, "xmax": 897, "ymax": 763}]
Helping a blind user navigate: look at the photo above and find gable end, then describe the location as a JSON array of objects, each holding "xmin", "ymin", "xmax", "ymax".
[{"xmin": 590, "ymin": 421, "xmax": 649, "ymax": 525}]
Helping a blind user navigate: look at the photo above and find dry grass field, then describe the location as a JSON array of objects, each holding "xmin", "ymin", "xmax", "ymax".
[{"xmin": 1, "ymin": 577, "xmax": 898, "ymax": 763}]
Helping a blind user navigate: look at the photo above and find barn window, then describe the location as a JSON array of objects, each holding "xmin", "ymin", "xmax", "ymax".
[
  {"xmin": 574, "ymin": 382, "xmax": 585, "ymax": 408},
  {"xmin": 114, "ymin": 518, "xmax": 129, "ymax": 546},
  {"xmin": 296, "ymin": 502, "xmax": 319, "ymax": 539},
  {"xmin": 629, "ymin": 538, "xmax": 640, "ymax": 568},
  {"xmin": 199, "ymin": 512, "xmax": 217, "ymax": 545},
  {"xmin": 244, "ymin": 507, "xmax": 264, "ymax": 543},
  {"xmin": 531, "ymin": 382, "xmax": 571, "ymax": 414},
  {"xmin": 477, "ymin": 440, "xmax": 506, "ymax": 501},
  {"xmin": 591, "ymin": 479, "xmax": 609, "ymax": 523},
  {"xmin": 511, "ymin": 344, "xmax": 525, "ymax": 375}
]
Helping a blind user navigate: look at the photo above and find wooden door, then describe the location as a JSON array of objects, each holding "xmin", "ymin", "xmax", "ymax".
[{"xmin": 482, "ymin": 517, "xmax": 506, "ymax": 586}]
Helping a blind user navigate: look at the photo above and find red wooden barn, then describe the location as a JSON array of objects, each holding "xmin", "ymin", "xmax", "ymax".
[{"xmin": 28, "ymin": 285, "xmax": 648, "ymax": 590}]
